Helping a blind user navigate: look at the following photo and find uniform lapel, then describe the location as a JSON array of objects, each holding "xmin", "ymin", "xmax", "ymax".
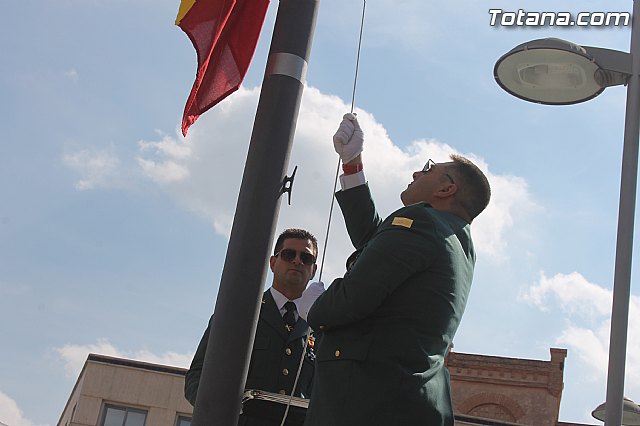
[
  {"xmin": 260, "ymin": 290, "xmax": 290, "ymax": 340},
  {"xmin": 287, "ymin": 317, "xmax": 310, "ymax": 343}
]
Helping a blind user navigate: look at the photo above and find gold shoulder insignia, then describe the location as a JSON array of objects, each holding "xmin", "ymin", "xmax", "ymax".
[{"xmin": 392, "ymin": 217, "xmax": 414, "ymax": 228}]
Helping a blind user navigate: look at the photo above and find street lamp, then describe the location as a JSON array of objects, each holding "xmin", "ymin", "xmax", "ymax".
[
  {"xmin": 494, "ymin": 37, "xmax": 629, "ymax": 105},
  {"xmin": 592, "ymin": 398, "xmax": 640, "ymax": 425},
  {"xmin": 493, "ymin": 2, "xmax": 640, "ymax": 426}
]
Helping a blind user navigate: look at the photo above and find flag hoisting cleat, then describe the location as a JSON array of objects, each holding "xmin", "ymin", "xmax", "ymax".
[{"xmin": 281, "ymin": 166, "xmax": 298, "ymax": 206}]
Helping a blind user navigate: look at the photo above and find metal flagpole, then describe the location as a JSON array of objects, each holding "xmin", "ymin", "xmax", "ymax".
[
  {"xmin": 604, "ymin": 0, "xmax": 640, "ymax": 424},
  {"xmin": 191, "ymin": 0, "xmax": 320, "ymax": 424}
]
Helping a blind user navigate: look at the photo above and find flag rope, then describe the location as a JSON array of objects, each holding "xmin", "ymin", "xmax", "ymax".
[
  {"xmin": 317, "ymin": 0, "xmax": 367, "ymax": 285},
  {"xmin": 279, "ymin": 2, "xmax": 367, "ymax": 425}
]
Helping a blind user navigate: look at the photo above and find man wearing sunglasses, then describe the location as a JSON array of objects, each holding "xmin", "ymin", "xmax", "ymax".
[
  {"xmin": 303, "ymin": 114, "xmax": 491, "ymax": 426},
  {"xmin": 185, "ymin": 228, "xmax": 323, "ymax": 425}
]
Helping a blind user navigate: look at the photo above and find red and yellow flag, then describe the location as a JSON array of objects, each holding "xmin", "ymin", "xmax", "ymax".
[{"xmin": 176, "ymin": 0, "xmax": 270, "ymax": 136}]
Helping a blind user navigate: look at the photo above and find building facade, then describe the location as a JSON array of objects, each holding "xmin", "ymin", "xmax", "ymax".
[
  {"xmin": 57, "ymin": 349, "xmax": 593, "ymax": 426},
  {"xmin": 57, "ymin": 355, "xmax": 192, "ymax": 426},
  {"xmin": 447, "ymin": 348, "xmax": 573, "ymax": 425}
]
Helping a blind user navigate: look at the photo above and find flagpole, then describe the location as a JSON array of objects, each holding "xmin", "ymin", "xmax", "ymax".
[{"xmin": 191, "ymin": 0, "xmax": 320, "ymax": 425}]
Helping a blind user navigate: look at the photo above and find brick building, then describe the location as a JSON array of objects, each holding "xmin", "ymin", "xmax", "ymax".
[{"xmin": 446, "ymin": 348, "xmax": 580, "ymax": 425}]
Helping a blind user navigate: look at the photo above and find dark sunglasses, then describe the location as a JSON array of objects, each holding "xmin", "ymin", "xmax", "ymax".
[
  {"xmin": 275, "ymin": 249, "xmax": 316, "ymax": 266},
  {"xmin": 422, "ymin": 159, "xmax": 455, "ymax": 184}
]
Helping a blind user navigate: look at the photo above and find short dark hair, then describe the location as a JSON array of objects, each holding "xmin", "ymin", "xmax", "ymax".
[
  {"xmin": 447, "ymin": 154, "xmax": 491, "ymax": 221},
  {"xmin": 274, "ymin": 228, "xmax": 318, "ymax": 257}
]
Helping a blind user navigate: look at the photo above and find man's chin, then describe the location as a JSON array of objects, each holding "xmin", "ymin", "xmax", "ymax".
[
  {"xmin": 400, "ymin": 190, "xmax": 410, "ymax": 206},
  {"xmin": 283, "ymin": 280, "xmax": 306, "ymax": 297},
  {"xmin": 285, "ymin": 273, "xmax": 303, "ymax": 284}
]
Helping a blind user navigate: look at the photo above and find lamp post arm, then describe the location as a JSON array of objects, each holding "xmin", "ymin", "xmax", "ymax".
[
  {"xmin": 584, "ymin": 47, "xmax": 632, "ymax": 75},
  {"xmin": 583, "ymin": 46, "xmax": 632, "ymax": 88}
]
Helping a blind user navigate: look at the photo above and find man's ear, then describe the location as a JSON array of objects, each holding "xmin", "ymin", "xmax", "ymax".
[
  {"xmin": 269, "ymin": 255, "xmax": 276, "ymax": 272},
  {"xmin": 434, "ymin": 183, "xmax": 457, "ymax": 198}
]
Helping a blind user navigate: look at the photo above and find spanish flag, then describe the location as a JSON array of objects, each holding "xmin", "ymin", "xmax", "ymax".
[{"xmin": 176, "ymin": 0, "xmax": 270, "ymax": 136}]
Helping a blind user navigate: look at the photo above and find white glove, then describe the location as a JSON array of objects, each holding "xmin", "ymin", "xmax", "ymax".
[
  {"xmin": 332, "ymin": 113, "xmax": 364, "ymax": 163},
  {"xmin": 296, "ymin": 281, "xmax": 325, "ymax": 321}
]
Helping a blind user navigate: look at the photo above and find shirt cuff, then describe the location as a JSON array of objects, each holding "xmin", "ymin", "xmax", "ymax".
[{"xmin": 339, "ymin": 171, "xmax": 366, "ymax": 190}]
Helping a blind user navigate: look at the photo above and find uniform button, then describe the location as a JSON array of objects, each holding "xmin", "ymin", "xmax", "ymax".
[
  {"xmin": 279, "ymin": 390, "xmax": 286, "ymax": 395},
  {"xmin": 319, "ymin": 325, "xmax": 326, "ymax": 330},
  {"xmin": 282, "ymin": 368, "xmax": 289, "ymax": 376},
  {"xmin": 285, "ymin": 348, "xmax": 292, "ymax": 355},
  {"xmin": 335, "ymin": 350, "xmax": 341, "ymax": 357}
]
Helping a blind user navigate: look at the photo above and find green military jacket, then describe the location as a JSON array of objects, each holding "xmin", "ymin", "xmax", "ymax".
[
  {"xmin": 185, "ymin": 290, "xmax": 315, "ymax": 425},
  {"xmin": 304, "ymin": 184, "xmax": 475, "ymax": 426}
]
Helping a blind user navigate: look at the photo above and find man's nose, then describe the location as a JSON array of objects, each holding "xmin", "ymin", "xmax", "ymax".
[{"xmin": 412, "ymin": 171, "xmax": 423, "ymax": 180}]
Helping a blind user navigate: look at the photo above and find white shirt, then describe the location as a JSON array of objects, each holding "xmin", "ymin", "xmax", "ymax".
[
  {"xmin": 339, "ymin": 170, "xmax": 366, "ymax": 190},
  {"xmin": 269, "ymin": 287, "xmax": 299, "ymax": 322},
  {"xmin": 269, "ymin": 282, "xmax": 326, "ymax": 323}
]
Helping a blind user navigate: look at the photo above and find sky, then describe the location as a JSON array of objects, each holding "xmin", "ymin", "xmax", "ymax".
[{"xmin": 1, "ymin": 0, "xmax": 638, "ymax": 425}]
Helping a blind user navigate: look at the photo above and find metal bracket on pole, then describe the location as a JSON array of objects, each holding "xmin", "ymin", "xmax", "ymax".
[{"xmin": 281, "ymin": 165, "xmax": 297, "ymax": 205}]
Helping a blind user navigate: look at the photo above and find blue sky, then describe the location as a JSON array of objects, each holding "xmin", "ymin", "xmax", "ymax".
[{"xmin": 1, "ymin": 0, "xmax": 638, "ymax": 424}]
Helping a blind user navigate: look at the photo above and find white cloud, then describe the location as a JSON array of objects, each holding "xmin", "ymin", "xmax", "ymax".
[
  {"xmin": 137, "ymin": 129, "xmax": 192, "ymax": 183},
  {"xmin": 54, "ymin": 338, "xmax": 120, "ymax": 377},
  {"xmin": 60, "ymin": 84, "xmax": 537, "ymax": 283},
  {"xmin": 63, "ymin": 144, "xmax": 121, "ymax": 190},
  {"xmin": 0, "ymin": 391, "xmax": 48, "ymax": 426},
  {"xmin": 522, "ymin": 271, "xmax": 612, "ymax": 318},
  {"xmin": 138, "ymin": 132, "xmax": 192, "ymax": 160},
  {"xmin": 64, "ymin": 68, "xmax": 78, "ymax": 81},
  {"xmin": 522, "ymin": 271, "xmax": 640, "ymax": 391},
  {"xmin": 54, "ymin": 339, "xmax": 193, "ymax": 379},
  {"xmin": 138, "ymin": 158, "xmax": 190, "ymax": 183},
  {"xmin": 130, "ymin": 85, "xmax": 536, "ymax": 275},
  {"xmin": 473, "ymin": 171, "xmax": 537, "ymax": 262},
  {"xmin": 557, "ymin": 325, "xmax": 609, "ymax": 381}
]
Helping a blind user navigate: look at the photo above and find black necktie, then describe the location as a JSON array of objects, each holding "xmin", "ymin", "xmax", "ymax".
[{"xmin": 283, "ymin": 301, "xmax": 297, "ymax": 332}]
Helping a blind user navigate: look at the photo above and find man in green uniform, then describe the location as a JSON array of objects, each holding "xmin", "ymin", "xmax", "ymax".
[
  {"xmin": 304, "ymin": 114, "xmax": 491, "ymax": 426},
  {"xmin": 186, "ymin": 228, "xmax": 324, "ymax": 426}
]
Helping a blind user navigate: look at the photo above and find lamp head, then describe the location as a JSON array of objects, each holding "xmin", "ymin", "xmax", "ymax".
[
  {"xmin": 494, "ymin": 38, "xmax": 615, "ymax": 105},
  {"xmin": 592, "ymin": 397, "xmax": 640, "ymax": 425}
]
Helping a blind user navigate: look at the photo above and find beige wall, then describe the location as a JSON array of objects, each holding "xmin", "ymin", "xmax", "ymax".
[{"xmin": 57, "ymin": 356, "xmax": 192, "ymax": 426}]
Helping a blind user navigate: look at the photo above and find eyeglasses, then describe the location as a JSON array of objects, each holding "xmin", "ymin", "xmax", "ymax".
[
  {"xmin": 274, "ymin": 249, "xmax": 316, "ymax": 266},
  {"xmin": 422, "ymin": 159, "xmax": 455, "ymax": 184}
]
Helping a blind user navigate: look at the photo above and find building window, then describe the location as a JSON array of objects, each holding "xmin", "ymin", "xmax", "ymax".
[
  {"xmin": 101, "ymin": 404, "xmax": 147, "ymax": 426},
  {"xmin": 175, "ymin": 415, "xmax": 192, "ymax": 426}
]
